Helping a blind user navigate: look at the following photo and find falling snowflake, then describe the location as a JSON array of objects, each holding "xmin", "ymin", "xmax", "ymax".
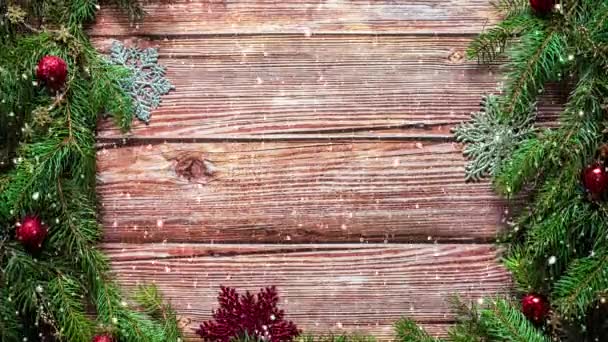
[
  {"xmin": 453, "ymin": 94, "xmax": 536, "ymax": 181},
  {"xmin": 108, "ymin": 40, "xmax": 175, "ymax": 123}
]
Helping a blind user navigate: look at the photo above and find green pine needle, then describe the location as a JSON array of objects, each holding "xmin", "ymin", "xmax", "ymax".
[
  {"xmin": 553, "ymin": 250, "xmax": 608, "ymax": 317},
  {"xmin": 0, "ymin": 0, "xmax": 181, "ymax": 340},
  {"xmin": 481, "ymin": 299, "xmax": 550, "ymax": 342},
  {"xmin": 394, "ymin": 318, "xmax": 442, "ymax": 342}
]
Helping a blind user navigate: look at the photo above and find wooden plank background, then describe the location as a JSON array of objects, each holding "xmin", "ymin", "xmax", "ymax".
[{"xmin": 90, "ymin": 0, "xmax": 533, "ymax": 339}]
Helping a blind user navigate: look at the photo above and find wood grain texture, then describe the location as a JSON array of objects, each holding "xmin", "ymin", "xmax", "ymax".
[
  {"xmin": 94, "ymin": 35, "xmax": 563, "ymax": 140},
  {"xmin": 97, "ymin": 141, "xmax": 508, "ymax": 243},
  {"xmin": 90, "ymin": 1, "xmax": 522, "ymax": 338},
  {"xmin": 104, "ymin": 243, "xmax": 510, "ymax": 340},
  {"xmin": 92, "ymin": 0, "xmax": 498, "ymax": 36}
]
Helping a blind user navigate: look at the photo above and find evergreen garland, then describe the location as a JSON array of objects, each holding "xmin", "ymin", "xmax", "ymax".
[
  {"xmin": 405, "ymin": 0, "xmax": 608, "ymax": 340},
  {"xmin": 0, "ymin": 1, "xmax": 181, "ymax": 340},
  {"xmin": 4, "ymin": 0, "xmax": 608, "ymax": 341}
]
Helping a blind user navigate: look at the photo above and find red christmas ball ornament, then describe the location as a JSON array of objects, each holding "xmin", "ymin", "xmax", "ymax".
[
  {"xmin": 530, "ymin": 0, "xmax": 555, "ymax": 14},
  {"xmin": 92, "ymin": 334, "xmax": 114, "ymax": 342},
  {"xmin": 521, "ymin": 293, "xmax": 550, "ymax": 323},
  {"xmin": 15, "ymin": 215, "xmax": 48, "ymax": 250},
  {"xmin": 36, "ymin": 55, "xmax": 68, "ymax": 91},
  {"xmin": 583, "ymin": 162, "xmax": 608, "ymax": 196}
]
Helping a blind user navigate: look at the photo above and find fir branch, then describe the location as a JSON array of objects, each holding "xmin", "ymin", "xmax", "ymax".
[
  {"xmin": 134, "ymin": 284, "xmax": 183, "ymax": 342},
  {"xmin": 525, "ymin": 201, "xmax": 592, "ymax": 265},
  {"xmin": 494, "ymin": 133, "xmax": 553, "ymax": 195},
  {"xmin": 457, "ymin": 0, "xmax": 608, "ymax": 338},
  {"xmin": 491, "ymin": 0, "xmax": 530, "ymax": 18},
  {"xmin": 102, "ymin": 0, "xmax": 146, "ymax": 22},
  {"xmin": 447, "ymin": 296, "xmax": 490, "ymax": 342},
  {"xmin": 296, "ymin": 334, "xmax": 377, "ymax": 342},
  {"xmin": 553, "ymin": 249, "xmax": 608, "ymax": 316},
  {"xmin": 495, "ymin": 66, "xmax": 605, "ymax": 196},
  {"xmin": 467, "ymin": 14, "xmax": 539, "ymax": 63},
  {"xmin": 503, "ymin": 247, "xmax": 546, "ymax": 292},
  {"xmin": 394, "ymin": 318, "xmax": 442, "ymax": 342},
  {"xmin": 0, "ymin": 285, "xmax": 21, "ymax": 342},
  {"xmin": 67, "ymin": 0, "xmax": 99, "ymax": 28},
  {"xmin": 93, "ymin": 279, "xmax": 169, "ymax": 342},
  {"xmin": 481, "ymin": 299, "xmax": 550, "ymax": 342},
  {"xmin": 0, "ymin": 0, "xmax": 181, "ymax": 339},
  {"xmin": 501, "ymin": 28, "xmax": 566, "ymax": 122},
  {"xmin": 46, "ymin": 275, "xmax": 95, "ymax": 341}
]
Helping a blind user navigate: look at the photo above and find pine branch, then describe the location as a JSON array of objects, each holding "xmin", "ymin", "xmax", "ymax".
[
  {"xmin": 296, "ymin": 334, "xmax": 377, "ymax": 342},
  {"xmin": 524, "ymin": 200, "xmax": 595, "ymax": 267},
  {"xmin": 553, "ymin": 249, "xmax": 608, "ymax": 316},
  {"xmin": 447, "ymin": 296, "xmax": 491, "ymax": 342},
  {"xmin": 467, "ymin": 14, "xmax": 540, "ymax": 63},
  {"xmin": 494, "ymin": 133, "xmax": 554, "ymax": 195},
  {"xmin": 503, "ymin": 247, "xmax": 547, "ymax": 292},
  {"xmin": 457, "ymin": 0, "xmax": 608, "ymax": 339},
  {"xmin": 0, "ymin": 285, "xmax": 21, "ymax": 342},
  {"xmin": 93, "ymin": 279, "xmax": 169, "ymax": 342},
  {"xmin": 46, "ymin": 275, "xmax": 95, "ymax": 340},
  {"xmin": 0, "ymin": 1, "xmax": 180, "ymax": 339},
  {"xmin": 102, "ymin": 0, "xmax": 146, "ymax": 22},
  {"xmin": 491, "ymin": 0, "xmax": 530, "ymax": 18},
  {"xmin": 394, "ymin": 318, "xmax": 442, "ymax": 342},
  {"xmin": 481, "ymin": 299, "xmax": 550, "ymax": 342},
  {"xmin": 501, "ymin": 28, "xmax": 565, "ymax": 122},
  {"xmin": 495, "ymin": 65, "xmax": 605, "ymax": 196},
  {"xmin": 134, "ymin": 284, "xmax": 183, "ymax": 342}
]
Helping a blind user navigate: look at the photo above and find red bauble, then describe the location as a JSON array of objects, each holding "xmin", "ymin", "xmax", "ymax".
[
  {"xmin": 583, "ymin": 162, "xmax": 608, "ymax": 196},
  {"xmin": 15, "ymin": 216, "xmax": 48, "ymax": 250},
  {"xmin": 521, "ymin": 293, "xmax": 550, "ymax": 323},
  {"xmin": 36, "ymin": 55, "xmax": 68, "ymax": 91},
  {"xmin": 530, "ymin": 0, "xmax": 555, "ymax": 13},
  {"xmin": 92, "ymin": 334, "xmax": 114, "ymax": 342}
]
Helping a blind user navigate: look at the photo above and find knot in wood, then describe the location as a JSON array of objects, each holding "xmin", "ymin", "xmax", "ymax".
[
  {"xmin": 447, "ymin": 49, "xmax": 465, "ymax": 64},
  {"xmin": 175, "ymin": 154, "xmax": 216, "ymax": 181}
]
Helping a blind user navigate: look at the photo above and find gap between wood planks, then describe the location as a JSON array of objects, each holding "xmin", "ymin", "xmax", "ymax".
[
  {"xmin": 92, "ymin": 34, "xmax": 563, "ymax": 141},
  {"xmin": 92, "ymin": 32, "xmax": 490, "ymax": 39},
  {"xmin": 104, "ymin": 242, "xmax": 510, "ymax": 338},
  {"xmin": 92, "ymin": 0, "xmax": 499, "ymax": 36},
  {"xmin": 97, "ymin": 140, "xmax": 510, "ymax": 244},
  {"xmin": 96, "ymin": 133, "xmax": 455, "ymax": 145}
]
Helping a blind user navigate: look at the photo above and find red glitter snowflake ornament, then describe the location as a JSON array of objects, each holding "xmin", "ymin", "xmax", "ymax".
[{"xmin": 196, "ymin": 286, "xmax": 300, "ymax": 342}]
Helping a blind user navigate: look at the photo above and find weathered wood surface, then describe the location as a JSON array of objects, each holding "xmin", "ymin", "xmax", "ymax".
[
  {"xmin": 94, "ymin": 36, "xmax": 563, "ymax": 140},
  {"xmin": 92, "ymin": 0, "xmax": 520, "ymax": 339},
  {"xmin": 97, "ymin": 141, "xmax": 507, "ymax": 243},
  {"xmin": 94, "ymin": 35, "xmax": 493, "ymax": 140},
  {"xmin": 92, "ymin": 0, "xmax": 499, "ymax": 36},
  {"xmin": 105, "ymin": 243, "xmax": 510, "ymax": 339}
]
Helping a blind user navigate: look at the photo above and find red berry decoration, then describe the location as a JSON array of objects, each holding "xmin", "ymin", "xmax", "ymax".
[
  {"xmin": 92, "ymin": 335, "xmax": 114, "ymax": 342},
  {"xmin": 530, "ymin": 0, "xmax": 555, "ymax": 14},
  {"xmin": 521, "ymin": 293, "xmax": 550, "ymax": 323},
  {"xmin": 15, "ymin": 215, "xmax": 48, "ymax": 251},
  {"xmin": 36, "ymin": 55, "xmax": 68, "ymax": 91},
  {"xmin": 583, "ymin": 162, "xmax": 608, "ymax": 197}
]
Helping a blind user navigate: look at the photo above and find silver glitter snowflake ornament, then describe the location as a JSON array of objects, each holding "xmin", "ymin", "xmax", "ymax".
[
  {"xmin": 453, "ymin": 95, "xmax": 536, "ymax": 181},
  {"xmin": 108, "ymin": 40, "xmax": 174, "ymax": 123}
]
